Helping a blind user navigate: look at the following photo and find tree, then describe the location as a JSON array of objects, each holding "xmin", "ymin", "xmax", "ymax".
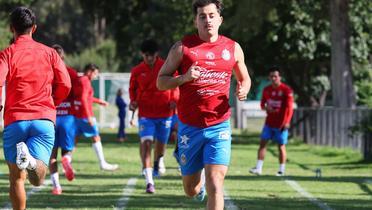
[{"xmin": 330, "ymin": 0, "xmax": 356, "ymax": 108}]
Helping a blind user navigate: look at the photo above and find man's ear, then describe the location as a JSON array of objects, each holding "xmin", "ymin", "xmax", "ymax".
[{"xmin": 31, "ymin": 25, "xmax": 37, "ymax": 33}]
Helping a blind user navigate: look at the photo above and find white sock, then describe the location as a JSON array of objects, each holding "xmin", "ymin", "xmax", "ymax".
[
  {"xmin": 51, "ymin": 172, "xmax": 61, "ymax": 188},
  {"xmin": 279, "ymin": 164, "xmax": 285, "ymax": 173},
  {"xmin": 144, "ymin": 168, "xmax": 154, "ymax": 185},
  {"xmin": 159, "ymin": 156, "xmax": 165, "ymax": 168},
  {"xmin": 256, "ymin": 160, "xmax": 264, "ymax": 171},
  {"xmin": 63, "ymin": 154, "xmax": 72, "ymax": 163},
  {"xmin": 200, "ymin": 168, "xmax": 205, "ymax": 186},
  {"xmin": 92, "ymin": 141, "xmax": 106, "ymax": 166}
]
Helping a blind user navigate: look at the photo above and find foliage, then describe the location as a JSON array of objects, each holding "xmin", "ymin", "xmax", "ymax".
[{"xmin": 66, "ymin": 39, "xmax": 120, "ymax": 72}]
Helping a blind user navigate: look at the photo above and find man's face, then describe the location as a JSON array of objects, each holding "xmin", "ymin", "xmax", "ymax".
[
  {"xmin": 141, "ymin": 52, "xmax": 157, "ymax": 66},
  {"xmin": 194, "ymin": 3, "xmax": 222, "ymax": 37},
  {"xmin": 87, "ymin": 69, "xmax": 99, "ymax": 80},
  {"xmin": 269, "ymin": 71, "xmax": 281, "ymax": 86}
]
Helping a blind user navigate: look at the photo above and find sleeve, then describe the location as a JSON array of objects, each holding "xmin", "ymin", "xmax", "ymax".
[
  {"xmin": 0, "ymin": 50, "xmax": 9, "ymax": 107},
  {"xmin": 52, "ymin": 50, "xmax": 71, "ymax": 106},
  {"xmin": 260, "ymin": 88, "xmax": 267, "ymax": 110},
  {"xmin": 281, "ymin": 87, "xmax": 294, "ymax": 127},
  {"xmin": 80, "ymin": 77, "xmax": 93, "ymax": 117},
  {"xmin": 129, "ymin": 69, "xmax": 138, "ymax": 103}
]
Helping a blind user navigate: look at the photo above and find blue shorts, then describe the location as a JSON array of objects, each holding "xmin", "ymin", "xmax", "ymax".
[
  {"xmin": 76, "ymin": 117, "xmax": 99, "ymax": 138},
  {"xmin": 138, "ymin": 117, "xmax": 172, "ymax": 144},
  {"xmin": 55, "ymin": 115, "xmax": 76, "ymax": 151},
  {"xmin": 170, "ymin": 114, "xmax": 179, "ymax": 131},
  {"xmin": 261, "ymin": 125, "xmax": 288, "ymax": 145},
  {"xmin": 175, "ymin": 120, "xmax": 232, "ymax": 176},
  {"xmin": 3, "ymin": 120, "xmax": 55, "ymax": 166}
]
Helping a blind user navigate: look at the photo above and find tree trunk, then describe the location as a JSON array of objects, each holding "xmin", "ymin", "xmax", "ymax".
[{"xmin": 330, "ymin": 0, "xmax": 356, "ymax": 108}]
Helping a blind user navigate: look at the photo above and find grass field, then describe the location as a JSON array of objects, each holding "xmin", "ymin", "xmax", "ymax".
[{"xmin": 0, "ymin": 128, "xmax": 371, "ymax": 210}]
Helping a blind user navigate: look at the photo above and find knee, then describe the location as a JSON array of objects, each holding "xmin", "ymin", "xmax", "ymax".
[
  {"xmin": 206, "ymin": 174, "xmax": 224, "ymax": 195},
  {"xmin": 29, "ymin": 177, "xmax": 44, "ymax": 187}
]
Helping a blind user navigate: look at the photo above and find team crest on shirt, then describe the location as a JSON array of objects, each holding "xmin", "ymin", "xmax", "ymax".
[
  {"xmin": 180, "ymin": 153, "xmax": 187, "ymax": 165},
  {"xmin": 221, "ymin": 49, "xmax": 231, "ymax": 61},
  {"xmin": 206, "ymin": 52, "xmax": 215, "ymax": 60}
]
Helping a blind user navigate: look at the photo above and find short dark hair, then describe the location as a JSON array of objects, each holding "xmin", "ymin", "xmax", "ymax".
[
  {"xmin": 10, "ymin": 7, "xmax": 36, "ymax": 34},
  {"xmin": 140, "ymin": 39, "xmax": 158, "ymax": 55},
  {"xmin": 192, "ymin": 0, "xmax": 223, "ymax": 15},
  {"xmin": 52, "ymin": 44, "xmax": 64, "ymax": 56},
  {"xmin": 83, "ymin": 63, "xmax": 99, "ymax": 73},
  {"xmin": 268, "ymin": 66, "xmax": 281, "ymax": 75}
]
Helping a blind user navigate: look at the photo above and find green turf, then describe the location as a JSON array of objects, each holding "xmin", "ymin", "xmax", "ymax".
[{"xmin": 0, "ymin": 129, "xmax": 371, "ymax": 209}]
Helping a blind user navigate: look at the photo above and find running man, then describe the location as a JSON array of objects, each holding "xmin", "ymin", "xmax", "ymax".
[
  {"xmin": 129, "ymin": 39, "xmax": 178, "ymax": 193},
  {"xmin": 73, "ymin": 63, "xmax": 119, "ymax": 171},
  {"xmin": 0, "ymin": 7, "xmax": 71, "ymax": 209},
  {"xmin": 249, "ymin": 66, "xmax": 294, "ymax": 176},
  {"xmin": 49, "ymin": 44, "xmax": 78, "ymax": 195},
  {"xmin": 157, "ymin": 0, "xmax": 251, "ymax": 209}
]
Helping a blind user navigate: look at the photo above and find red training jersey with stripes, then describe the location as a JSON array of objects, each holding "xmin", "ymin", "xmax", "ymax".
[
  {"xmin": 178, "ymin": 35, "xmax": 236, "ymax": 128},
  {"xmin": 56, "ymin": 66, "xmax": 78, "ymax": 116},
  {"xmin": 261, "ymin": 83, "xmax": 294, "ymax": 128},
  {"xmin": 0, "ymin": 35, "xmax": 71, "ymax": 126},
  {"xmin": 73, "ymin": 75, "xmax": 101, "ymax": 118},
  {"xmin": 129, "ymin": 57, "xmax": 178, "ymax": 118}
]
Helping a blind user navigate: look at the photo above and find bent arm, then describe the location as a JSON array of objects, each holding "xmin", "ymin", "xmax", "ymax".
[
  {"xmin": 157, "ymin": 41, "xmax": 184, "ymax": 90},
  {"xmin": 52, "ymin": 52, "xmax": 71, "ymax": 106},
  {"xmin": 233, "ymin": 42, "xmax": 251, "ymax": 101}
]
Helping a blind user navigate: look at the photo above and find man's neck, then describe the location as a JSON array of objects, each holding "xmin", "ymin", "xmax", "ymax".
[
  {"xmin": 198, "ymin": 33, "xmax": 219, "ymax": 43},
  {"xmin": 272, "ymin": 82, "xmax": 281, "ymax": 88},
  {"xmin": 14, "ymin": 31, "xmax": 33, "ymax": 40}
]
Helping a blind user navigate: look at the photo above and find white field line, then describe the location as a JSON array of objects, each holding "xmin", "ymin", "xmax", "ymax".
[
  {"xmin": 285, "ymin": 180, "xmax": 333, "ymax": 210},
  {"xmin": 224, "ymin": 189, "xmax": 239, "ymax": 210},
  {"xmin": 114, "ymin": 178, "xmax": 138, "ymax": 210},
  {"xmin": 1, "ymin": 180, "xmax": 51, "ymax": 210}
]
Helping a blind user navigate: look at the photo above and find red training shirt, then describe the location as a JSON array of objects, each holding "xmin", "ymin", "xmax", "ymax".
[
  {"xmin": 56, "ymin": 66, "xmax": 78, "ymax": 116},
  {"xmin": 73, "ymin": 75, "xmax": 101, "ymax": 119},
  {"xmin": 0, "ymin": 35, "xmax": 71, "ymax": 126},
  {"xmin": 178, "ymin": 35, "xmax": 236, "ymax": 128},
  {"xmin": 261, "ymin": 83, "xmax": 294, "ymax": 128},
  {"xmin": 129, "ymin": 57, "xmax": 178, "ymax": 118}
]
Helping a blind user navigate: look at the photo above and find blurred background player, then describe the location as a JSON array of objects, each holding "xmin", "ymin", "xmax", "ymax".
[
  {"xmin": 49, "ymin": 44, "xmax": 78, "ymax": 195},
  {"xmin": 73, "ymin": 63, "xmax": 119, "ymax": 171},
  {"xmin": 116, "ymin": 88, "xmax": 127, "ymax": 142},
  {"xmin": 249, "ymin": 66, "xmax": 294, "ymax": 176},
  {"xmin": 0, "ymin": 7, "xmax": 71, "ymax": 209},
  {"xmin": 157, "ymin": 0, "xmax": 251, "ymax": 208},
  {"xmin": 129, "ymin": 39, "xmax": 178, "ymax": 193}
]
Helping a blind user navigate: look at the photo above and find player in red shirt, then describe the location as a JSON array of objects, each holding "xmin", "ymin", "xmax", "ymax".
[
  {"xmin": 157, "ymin": 0, "xmax": 251, "ymax": 208},
  {"xmin": 249, "ymin": 66, "xmax": 294, "ymax": 176},
  {"xmin": 73, "ymin": 64, "xmax": 118, "ymax": 171},
  {"xmin": 129, "ymin": 39, "xmax": 178, "ymax": 193},
  {"xmin": 48, "ymin": 44, "xmax": 78, "ymax": 195},
  {"xmin": 0, "ymin": 7, "xmax": 71, "ymax": 210}
]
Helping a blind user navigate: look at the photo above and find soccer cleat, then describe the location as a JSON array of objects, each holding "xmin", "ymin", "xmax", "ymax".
[
  {"xmin": 146, "ymin": 183, "xmax": 155, "ymax": 194},
  {"xmin": 52, "ymin": 187, "xmax": 62, "ymax": 195},
  {"xmin": 194, "ymin": 185, "xmax": 206, "ymax": 202},
  {"xmin": 100, "ymin": 163, "xmax": 119, "ymax": 171},
  {"xmin": 61, "ymin": 156, "xmax": 75, "ymax": 181},
  {"xmin": 276, "ymin": 171, "xmax": 285, "ymax": 176},
  {"xmin": 249, "ymin": 167, "xmax": 262, "ymax": 175},
  {"xmin": 16, "ymin": 142, "xmax": 30, "ymax": 170}
]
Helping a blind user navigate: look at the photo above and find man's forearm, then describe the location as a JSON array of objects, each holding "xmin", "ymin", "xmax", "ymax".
[{"xmin": 157, "ymin": 75, "xmax": 184, "ymax": 90}]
